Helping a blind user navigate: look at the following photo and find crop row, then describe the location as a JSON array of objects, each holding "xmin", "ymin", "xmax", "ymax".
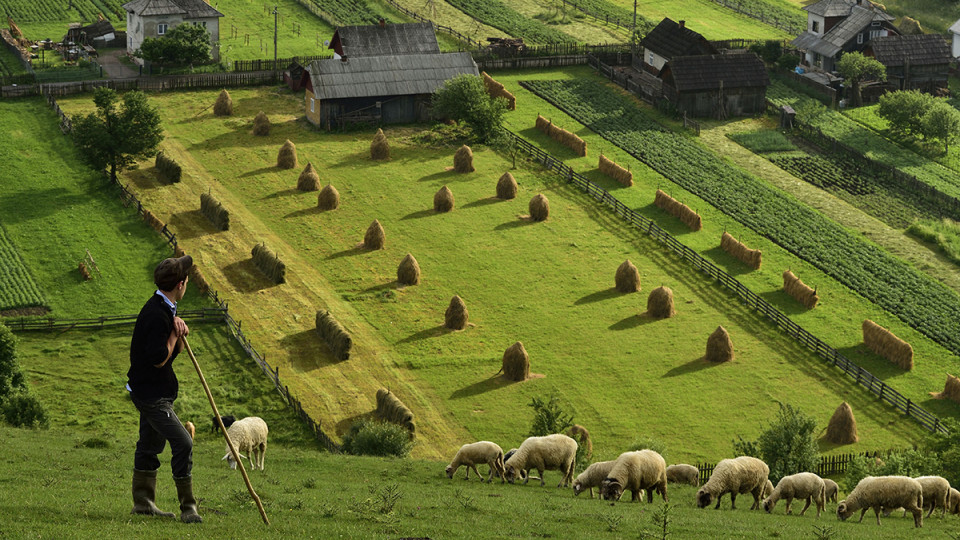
[
  {"xmin": 711, "ymin": 0, "xmax": 805, "ymax": 33},
  {"xmin": 306, "ymin": 0, "xmax": 382, "ymax": 25},
  {"xmin": 6, "ymin": 0, "xmax": 124, "ymax": 23},
  {"xmin": 0, "ymin": 228, "xmax": 46, "ymax": 312},
  {"xmin": 523, "ymin": 78, "xmax": 960, "ymax": 356},
  {"xmin": 446, "ymin": 0, "xmax": 577, "ymax": 44}
]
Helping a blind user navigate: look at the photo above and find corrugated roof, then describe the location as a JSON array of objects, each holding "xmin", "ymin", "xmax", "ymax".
[
  {"xmin": 868, "ymin": 34, "xmax": 951, "ymax": 66},
  {"xmin": 642, "ymin": 18, "xmax": 717, "ymax": 60},
  {"xmin": 791, "ymin": 5, "xmax": 884, "ymax": 57},
  {"xmin": 306, "ymin": 52, "xmax": 479, "ymax": 100},
  {"xmin": 803, "ymin": 0, "xmax": 855, "ymax": 17},
  {"xmin": 122, "ymin": 0, "xmax": 223, "ymax": 18},
  {"xmin": 663, "ymin": 54, "xmax": 769, "ymax": 92},
  {"xmin": 332, "ymin": 22, "xmax": 439, "ymax": 58}
]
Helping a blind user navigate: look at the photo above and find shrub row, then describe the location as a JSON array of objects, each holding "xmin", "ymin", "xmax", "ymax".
[
  {"xmin": 200, "ymin": 192, "xmax": 230, "ymax": 231},
  {"xmin": 155, "ymin": 151, "xmax": 182, "ymax": 183}
]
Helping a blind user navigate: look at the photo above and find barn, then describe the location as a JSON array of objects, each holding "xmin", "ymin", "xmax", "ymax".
[
  {"xmin": 659, "ymin": 53, "xmax": 770, "ymax": 118},
  {"xmin": 864, "ymin": 34, "xmax": 951, "ymax": 93},
  {"xmin": 639, "ymin": 18, "xmax": 718, "ymax": 74}
]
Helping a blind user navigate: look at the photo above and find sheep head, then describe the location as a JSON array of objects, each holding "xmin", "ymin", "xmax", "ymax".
[
  {"xmin": 696, "ymin": 488, "xmax": 714, "ymax": 508},
  {"xmin": 762, "ymin": 497, "xmax": 776, "ymax": 513},
  {"xmin": 222, "ymin": 452, "xmax": 248, "ymax": 470},
  {"xmin": 444, "ymin": 465, "xmax": 455, "ymax": 479},
  {"xmin": 503, "ymin": 465, "xmax": 521, "ymax": 484},
  {"xmin": 599, "ymin": 479, "xmax": 623, "ymax": 501},
  {"xmin": 837, "ymin": 501, "xmax": 853, "ymax": 521},
  {"xmin": 572, "ymin": 480, "xmax": 584, "ymax": 496}
]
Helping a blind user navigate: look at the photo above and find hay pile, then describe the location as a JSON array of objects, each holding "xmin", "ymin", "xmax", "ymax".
[
  {"xmin": 297, "ymin": 162, "xmax": 321, "ymax": 191},
  {"xmin": 654, "ymin": 189, "xmax": 702, "ymax": 231},
  {"xmin": 434, "ymin": 185, "xmax": 454, "ymax": 213},
  {"xmin": 363, "ymin": 219, "xmax": 385, "ymax": 250},
  {"xmin": 251, "ymin": 242, "xmax": 286, "ymax": 284},
  {"xmin": 496, "ymin": 172, "xmax": 518, "ymax": 200},
  {"xmin": 482, "ymin": 71, "xmax": 516, "ymax": 110},
  {"xmin": 370, "ymin": 128, "xmax": 390, "ymax": 160},
  {"xmin": 142, "ymin": 209, "xmax": 165, "ymax": 232},
  {"xmin": 615, "ymin": 259, "xmax": 641, "ymax": 293},
  {"xmin": 647, "ymin": 286, "xmax": 676, "ymax": 318},
  {"xmin": 213, "ymin": 89, "xmax": 233, "ymax": 116},
  {"xmin": 200, "ymin": 192, "xmax": 230, "ymax": 231},
  {"xmin": 720, "ymin": 232, "xmax": 762, "ymax": 270},
  {"xmin": 599, "ymin": 154, "xmax": 633, "ymax": 187},
  {"xmin": 535, "ymin": 114, "xmax": 587, "ymax": 157},
  {"xmin": 930, "ymin": 373, "xmax": 960, "ymax": 404},
  {"xmin": 566, "ymin": 424, "xmax": 593, "ymax": 460},
  {"xmin": 862, "ymin": 319, "xmax": 913, "ymax": 370},
  {"xmin": 824, "ymin": 401, "xmax": 858, "ymax": 444},
  {"xmin": 189, "ymin": 264, "xmax": 210, "ymax": 294},
  {"xmin": 501, "ymin": 341, "xmax": 530, "ymax": 382},
  {"xmin": 155, "ymin": 152, "xmax": 182, "ymax": 183},
  {"xmin": 252, "ymin": 111, "xmax": 270, "ymax": 136},
  {"xmin": 78, "ymin": 261, "xmax": 91, "ymax": 280},
  {"xmin": 277, "ymin": 139, "xmax": 298, "ymax": 169},
  {"xmin": 375, "ymin": 388, "xmax": 415, "ymax": 435},
  {"xmin": 397, "ymin": 254, "xmax": 421, "ymax": 286},
  {"xmin": 705, "ymin": 325, "xmax": 734, "ymax": 363},
  {"xmin": 317, "ymin": 184, "xmax": 340, "ymax": 210},
  {"xmin": 454, "ymin": 145, "xmax": 475, "ymax": 173},
  {"xmin": 783, "ymin": 270, "xmax": 818, "ymax": 309},
  {"xmin": 315, "ymin": 309, "xmax": 352, "ymax": 361},
  {"xmin": 529, "ymin": 193, "xmax": 550, "ymax": 222},
  {"xmin": 444, "ymin": 295, "xmax": 468, "ymax": 330},
  {"xmin": 899, "ymin": 16, "xmax": 923, "ymax": 34}
]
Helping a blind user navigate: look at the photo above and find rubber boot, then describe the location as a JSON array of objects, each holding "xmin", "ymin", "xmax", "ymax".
[
  {"xmin": 174, "ymin": 476, "xmax": 203, "ymax": 523},
  {"xmin": 131, "ymin": 469, "xmax": 175, "ymax": 517}
]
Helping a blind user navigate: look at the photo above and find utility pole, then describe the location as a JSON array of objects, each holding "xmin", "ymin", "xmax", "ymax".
[
  {"xmin": 632, "ymin": 0, "xmax": 637, "ymax": 64},
  {"xmin": 272, "ymin": 5, "xmax": 278, "ymax": 70}
]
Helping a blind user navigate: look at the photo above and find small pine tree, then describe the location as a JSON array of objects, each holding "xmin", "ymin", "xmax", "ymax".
[{"xmin": 528, "ymin": 394, "xmax": 573, "ymax": 437}]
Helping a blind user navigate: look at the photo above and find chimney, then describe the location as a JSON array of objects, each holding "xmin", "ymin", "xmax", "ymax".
[
  {"xmin": 679, "ymin": 20, "xmax": 685, "ymax": 29},
  {"xmin": 379, "ymin": 18, "xmax": 385, "ymax": 28}
]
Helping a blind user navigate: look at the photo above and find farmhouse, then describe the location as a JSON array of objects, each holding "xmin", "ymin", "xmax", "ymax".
[
  {"xmin": 121, "ymin": 0, "xmax": 223, "ymax": 64},
  {"xmin": 791, "ymin": 0, "xmax": 897, "ymax": 72},
  {"xmin": 639, "ymin": 18, "xmax": 717, "ymax": 73},
  {"xmin": 659, "ymin": 53, "xmax": 770, "ymax": 118},
  {"xmin": 863, "ymin": 34, "xmax": 951, "ymax": 93},
  {"xmin": 950, "ymin": 18, "xmax": 960, "ymax": 59},
  {"xmin": 327, "ymin": 21, "xmax": 440, "ymax": 58}
]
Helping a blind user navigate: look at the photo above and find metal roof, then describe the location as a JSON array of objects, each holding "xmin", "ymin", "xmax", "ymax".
[
  {"xmin": 331, "ymin": 22, "xmax": 440, "ymax": 58},
  {"xmin": 122, "ymin": 0, "xmax": 223, "ymax": 18},
  {"xmin": 306, "ymin": 52, "xmax": 479, "ymax": 100},
  {"xmin": 868, "ymin": 34, "xmax": 951, "ymax": 67},
  {"xmin": 663, "ymin": 53, "xmax": 770, "ymax": 92}
]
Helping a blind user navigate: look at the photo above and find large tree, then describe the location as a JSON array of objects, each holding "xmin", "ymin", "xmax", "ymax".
[
  {"xmin": 921, "ymin": 101, "xmax": 960, "ymax": 154},
  {"xmin": 877, "ymin": 89, "xmax": 934, "ymax": 136},
  {"xmin": 72, "ymin": 88, "xmax": 164, "ymax": 182},
  {"xmin": 136, "ymin": 23, "xmax": 211, "ymax": 66},
  {"xmin": 836, "ymin": 52, "xmax": 886, "ymax": 107},
  {"xmin": 432, "ymin": 74, "xmax": 508, "ymax": 142}
]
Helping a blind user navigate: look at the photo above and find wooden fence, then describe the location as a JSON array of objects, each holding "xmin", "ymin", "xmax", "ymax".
[
  {"xmin": 3, "ymin": 71, "xmax": 281, "ymax": 98},
  {"xmin": 696, "ymin": 452, "xmax": 882, "ymax": 485},
  {"xmin": 5, "ymin": 309, "xmax": 226, "ymax": 332},
  {"xmin": 234, "ymin": 55, "xmax": 330, "ymax": 72},
  {"xmin": 781, "ymin": 69, "xmax": 838, "ymax": 105}
]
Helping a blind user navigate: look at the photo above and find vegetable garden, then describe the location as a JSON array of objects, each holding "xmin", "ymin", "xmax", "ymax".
[
  {"xmin": 0, "ymin": 224, "xmax": 46, "ymax": 312},
  {"xmin": 445, "ymin": 0, "xmax": 577, "ymax": 44},
  {"xmin": 4, "ymin": 0, "xmax": 125, "ymax": 23}
]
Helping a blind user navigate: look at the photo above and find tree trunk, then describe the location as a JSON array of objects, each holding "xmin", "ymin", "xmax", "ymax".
[
  {"xmin": 852, "ymin": 80, "xmax": 862, "ymax": 108},
  {"xmin": 110, "ymin": 161, "xmax": 117, "ymax": 183}
]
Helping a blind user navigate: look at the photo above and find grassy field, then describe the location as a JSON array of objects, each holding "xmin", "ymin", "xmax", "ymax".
[{"xmin": 616, "ymin": 0, "xmax": 792, "ymax": 40}]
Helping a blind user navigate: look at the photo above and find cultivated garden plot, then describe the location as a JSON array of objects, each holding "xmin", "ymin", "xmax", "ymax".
[{"xmin": 0, "ymin": 224, "xmax": 46, "ymax": 315}]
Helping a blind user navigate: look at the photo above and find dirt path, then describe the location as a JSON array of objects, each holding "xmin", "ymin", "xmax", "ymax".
[{"xmin": 97, "ymin": 48, "xmax": 139, "ymax": 79}]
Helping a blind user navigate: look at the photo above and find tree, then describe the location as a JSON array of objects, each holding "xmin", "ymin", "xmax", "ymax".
[
  {"xmin": 136, "ymin": 23, "xmax": 211, "ymax": 66},
  {"xmin": 921, "ymin": 100, "xmax": 960, "ymax": 154},
  {"xmin": 876, "ymin": 90, "xmax": 933, "ymax": 136},
  {"xmin": 528, "ymin": 394, "xmax": 573, "ymax": 437},
  {"xmin": 72, "ymin": 88, "xmax": 164, "ymax": 182},
  {"xmin": 836, "ymin": 52, "xmax": 886, "ymax": 107},
  {"xmin": 734, "ymin": 403, "xmax": 819, "ymax": 484},
  {"xmin": 432, "ymin": 74, "xmax": 508, "ymax": 142},
  {"xmin": 0, "ymin": 323, "xmax": 25, "ymax": 400}
]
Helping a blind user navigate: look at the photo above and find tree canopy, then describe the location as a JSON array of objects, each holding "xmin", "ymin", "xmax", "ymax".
[
  {"xmin": 836, "ymin": 52, "xmax": 886, "ymax": 107},
  {"xmin": 921, "ymin": 101, "xmax": 960, "ymax": 154},
  {"xmin": 432, "ymin": 74, "xmax": 508, "ymax": 142},
  {"xmin": 136, "ymin": 23, "xmax": 211, "ymax": 66}
]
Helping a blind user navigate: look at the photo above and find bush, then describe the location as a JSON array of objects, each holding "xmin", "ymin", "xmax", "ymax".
[
  {"xmin": 924, "ymin": 418, "xmax": 960, "ymax": 487},
  {"xmin": 877, "ymin": 90, "xmax": 934, "ymax": 136},
  {"xmin": 736, "ymin": 403, "xmax": 819, "ymax": 483},
  {"xmin": 775, "ymin": 53, "xmax": 799, "ymax": 71},
  {"xmin": 844, "ymin": 449, "xmax": 941, "ymax": 492},
  {"xmin": 749, "ymin": 40, "xmax": 782, "ymax": 64},
  {"xmin": 432, "ymin": 74, "xmax": 508, "ymax": 142},
  {"xmin": 0, "ymin": 323, "xmax": 25, "ymax": 400},
  {"xmin": 528, "ymin": 394, "xmax": 573, "ymax": 437},
  {"xmin": 2, "ymin": 390, "xmax": 48, "ymax": 428},
  {"xmin": 731, "ymin": 434, "xmax": 761, "ymax": 458},
  {"xmin": 340, "ymin": 419, "xmax": 413, "ymax": 457}
]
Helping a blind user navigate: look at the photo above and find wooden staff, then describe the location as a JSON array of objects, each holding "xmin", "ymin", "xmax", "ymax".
[{"xmin": 182, "ymin": 336, "xmax": 270, "ymax": 525}]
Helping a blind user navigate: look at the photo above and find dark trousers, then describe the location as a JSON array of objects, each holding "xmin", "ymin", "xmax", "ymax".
[{"xmin": 131, "ymin": 395, "xmax": 193, "ymax": 478}]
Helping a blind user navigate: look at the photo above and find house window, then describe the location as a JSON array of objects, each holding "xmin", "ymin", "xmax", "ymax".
[
  {"xmin": 857, "ymin": 33, "xmax": 864, "ymax": 45},
  {"xmin": 157, "ymin": 23, "xmax": 168, "ymax": 35},
  {"xmin": 193, "ymin": 21, "xmax": 207, "ymax": 28},
  {"xmin": 814, "ymin": 53, "xmax": 822, "ymax": 66},
  {"xmin": 812, "ymin": 20, "xmax": 819, "ymax": 33},
  {"xmin": 310, "ymin": 98, "xmax": 315, "ymax": 113},
  {"xmin": 869, "ymin": 29, "xmax": 880, "ymax": 39},
  {"xmin": 872, "ymin": 21, "xmax": 880, "ymax": 27},
  {"xmin": 648, "ymin": 53, "xmax": 654, "ymax": 64}
]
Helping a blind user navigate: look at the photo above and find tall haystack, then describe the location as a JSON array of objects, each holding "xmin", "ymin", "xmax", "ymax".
[
  {"xmin": 705, "ymin": 325, "xmax": 734, "ymax": 363},
  {"xmin": 615, "ymin": 259, "xmax": 641, "ymax": 293},
  {"xmin": 371, "ymin": 128, "xmax": 390, "ymax": 160},
  {"xmin": 375, "ymin": 388, "xmax": 415, "ymax": 435},
  {"xmin": 277, "ymin": 139, "xmax": 298, "ymax": 169},
  {"xmin": 252, "ymin": 111, "xmax": 270, "ymax": 136},
  {"xmin": 297, "ymin": 162, "xmax": 321, "ymax": 191},
  {"xmin": 529, "ymin": 193, "xmax": 550, "ymax": 222},
  {"xmin": 862, "ymin": 319, "xmax": 913, "ymax": 370},
  {"xmin": 720, "ymin": 232, "xmax": 762, "ymax": 270},
  {"xmin": 454, "ymin": 145, "xmax": 475, "ymax": 173},
  {"xmin": 397, "ymin": 253, "xmax": 420, "ymax": 286},
  {"xmin": 783, "ymin": 270, "xmax": 819, "ymax": 309},
  {"xmin": 213, "ymin": 89, "xmax": 233, "ymax": 116},
  {"xmin": 930, "ymin": 373, "xmax": 960, "ymax": 404},
  {"xmin": 316, "ymin": 309, "xmax": 352, "ymax": 361},
  {"xmin": 434, "ymin": 185, "xmax": 455, "ymax": 213},
  {"xmin": 646, "ymin": 286, "xmax": 676, "ymax": 318},
  {"xmin": 496, "ymin": 172, "xmax": 518, "ymax": 200},
  {"xmin": 501, "ymin": 341, "xmax": 530, "ymax": 382},
  {"xmin": 566, "ymin": 424, "xmax": 593, "ymax": 460},
  {"xmin": 364, "ymin": 219, "xmax": 385, "ymax": 250},
  {"xmin": 899, "ymin": 16, "xmax": 923, "ymax": 34},
  {"xmin": 317, "ymin": 184, "xmax": 340, "ymax": 210},
  {"xmin": 444, "ymin": 295, "xmax": 468, "ymax": 330},
  {"xmin": 824, "ymin": 401, "xmax": 858, "ymax": 444}
]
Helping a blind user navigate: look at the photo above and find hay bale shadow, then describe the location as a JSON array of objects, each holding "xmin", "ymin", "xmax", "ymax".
[
  {"xmin": 703, "ymin": 246, "xmax": 753, "ymax": 276},
  {"xmin": 662, "ymin": 356, "xmax": 721, "ymax": 378},
  {"xmin": 279, "ymin": 329, "xmax": 338, "ymax": 370},
  {"xmin": 326, "ymin": 246, "xmax": 368, "ymax": 260},
  {"xmin": 419, "ymin": 169, "xmax": 464, "ymax": 183},
  {"xmin": 494, "ymin": 217, "xmax": 536, "ymax": 231},
  {"xmin": 330, "ymin": 150, "xmax": 384, "ymax": 170},
  {"xmin": 575, "ymin": 287, "xmax": 621, "ymax": 305},
  {"xmin": 335, "ymin": 411, "xmax": 375, "ymax": 437},
  {"xmin": 239, "ymin": 166, "xmax": 278, "ymax": 178},
  {"xmin": 461, "ymin": 197, "xmax": 507, "ymax": 210},
  {"xmin": 397, "ymin": 324, "xmax": 452, "ymax": 344},
  {"xmin": 401, "ymin": 208, "xmax": 437, "ymax": 220},
  {"xmin": 127, "ymin": 165, "xmax": 163, "ymax": 190},
  {"xmin": 168, "ymin": 209, "xmax": 216, "ymax": 241},
  {"xmin": 609, "ymin": 312, "xmax": 662, "ymax": 330},
  {"xmin": 834, "ymin": 344, "xmax": 904, "ymax": 379},
  {"xmin": 284, "ymin": 206, "xmax": 324, "ymax": 219},
  {"xmin": 759, "ymin": 290, "xmax": 809, "ymax": 316},
  {"xmin": 221, "ymin": 258, "xmax": 279, "ymax": 293},
  {"xmin": 450, "ymin": 374, "xmax": 512, "ymax": 400},
  {"xmin": 262, "ymin": 188, "xmax": 302, "ymax": 200}
]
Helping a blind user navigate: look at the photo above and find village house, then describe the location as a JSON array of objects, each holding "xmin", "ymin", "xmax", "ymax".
[
  {"xmin": 791, "ymin": 0, "xmax": 897, "ymax": 72},
  {"xmin": 659, "ymin": 53, "xmax": 770, "ymax": 118},
  {"xmin": 864, "ymin": 34, "xmax": 951, "ymax": 93},
  {"xmin": 121, "ymin": 0, "xmax": 223, "ymax": 64},
  {"xmin": 639, "ymin": 18, "xmax": 717, "ymax": 73}
]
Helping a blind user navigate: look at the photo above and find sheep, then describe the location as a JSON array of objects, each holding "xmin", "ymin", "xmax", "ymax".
[
  {"xmin": 445, "ymin": 441, "xmax": 505, "ymax": 483},
  {"xmin": 762, "ymin": 479, "xmax": 774, "ymax": 499},
  {"xmin": 222, "ymin": 416, "xmax": 269, "ymax": 471},
  {"xmin": 503, "ymin": 434, "xmax": 578, "ymax": 487},
  {"xmin": 950, "ymin": 487, "xmax": 960, "ymax": 515},
  {"xmin": 762, "ymin": 472, "xmax": 826, "ymax": 517},
  {"xmin": 600, "ymin": 450, "xmax": 668, "ymax": 503},
  {"xmin": 884, "ymin": 476, "xmax": 952, "ymax": 519},
  {"xmin": 573, "ymin": 460, "xmax": 616, "ymax": 498},
  {"xmin": 824, "ymin": 478, "xmax": 839, "ymax": 503},
  {"xmin": 494, "ymin": 448, "xmax": 528, "ymax": 481},
  {"xmin": 184, "ymin": 421, "xmax": 195, "ymax": 441},
  {"xmin": 837, "ymin": 475, "xmax": 923, "ymax": 528},
  {"xmin": 666, "ymin": 464, "xmax": 700, "ymax": 487},
  {"xmin": 696, "ymin": 456, "xmax": 769, "ymax": 510},
  {"xmin": 212, "ymin": 414, "xmax": 236, "ymax": 434}
]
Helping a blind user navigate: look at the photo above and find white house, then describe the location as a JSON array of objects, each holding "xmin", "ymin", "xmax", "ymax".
[
  {"xmin": 791, "ymin": 0, "xmax": 896, "ymax": 72},
  {"xmin": 122, "ymin": 0, "xmax": 224, "ymax": 64},
  {"xmin": 950, "ymin": 18, "xmax": 960, "ymax": 58}
]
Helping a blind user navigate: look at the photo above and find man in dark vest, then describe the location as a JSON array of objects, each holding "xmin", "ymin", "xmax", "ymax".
[{"xmin": 127, "ymin": 255, "xmax": 201, "ymax": 523}]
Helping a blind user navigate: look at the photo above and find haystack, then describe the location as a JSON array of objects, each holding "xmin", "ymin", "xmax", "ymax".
[
  {"xmin": 200, "ymin": 192, "xmax": 230, "ymax": 230},
  {"xmin": 213, "ymin": 89, "xmax": 233, "ymax": 116},
  {"xmin": 720, "ymin": 232, "xmax": 762, "ymax": 270},
  {"xmin": 316, "ymin": 309, "xmax": 352, "ymax": 361},
  {"xmin": 529, "ymin": 193, "xmax": 550, "ymax": 222},
  {"xmin": 277, "ymin": 139, "xmax": 298, "ymax": 169},
  {"xmin": 371, "ymin": 128, "xmax": 390, "ymax": 160},
  {"xmin": 930, "ymin": 373, "xmax": 960, "ymax": 404},
  {"xmin": 566, "ymin": 424, "xmax": 593, "ymax": 460},
  {"xmin": 454, "ymin": 145, "xmax": 475, "ymax": 173},
  {"xmin": 783, "ymin": 270, "xmax": 818, "ymax": 309},
  {"xmin": 375, "ymin": 388, "xmax": 415, "ymax": 434},
  {"xmin": 444, "ymin": 295, "xmax": 469, "ymax": 330},
  {"xmin": 252, "ymin": 111, "xmax": 270, "ymax": 136},
  {"xmin": 862, "ymin": 319, "xmax": 913, "ymax": 370},
  {"xmin": 615, "ymin": 259, "xmax": 641, "ymax": 293},
  {"xmin": 397, "ymin": 253, "xmax": 420, "ymax": 286},
  {"xmin": 297, "ymin": 162, "xmax": 321, "ymax": 191},
  {"xmin": 705, "ymin": 325, "xmax": 734, "ymax": 363},
  {"xmin": 251, "ymin": 242, "xmax": 286, "ymax": 284},
  {"xmin": 317, "ymin": 184, "xmax": 340, "ymax": 210},
  {"xmin": 434, "ymin": 185, "xmax": 454, "ymax": 213},
  {"xmin": 646, "ymin": 286, "xmax": 676, "ymax": 318},
  {"xmin": 654, "ymin": 189, "xmax": 702, "ymax": 231},
  {"xmin": 599, "ymin": 154, "xmax": 633, "ymax": 187},
  {"xmin": 363, "ymin": 219, "xmax": 385, "ymax": 250},
  {"xmin": 501, "ymin": 341, "xmax": 530, "ymax": 382},
  {"xmin": 496, "ymin": 172, "xmax": 518, "ymax": 200},
  {"xmin": 899, "ymin": 16, "xmax": 923, "ymax": 34},
  {"xmin": 824, "ymin": 401, "xmax": 858, "ymax": 444}
]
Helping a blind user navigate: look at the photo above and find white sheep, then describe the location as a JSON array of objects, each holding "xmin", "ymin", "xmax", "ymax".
[
  {"xmin": 503, "ymin": 434, "xmax": 578, "ymax": 487},
  {"xmin": 222, "ymin": 416, "xmax": 268, "ymax": 471},
  {"xmin": 837, "ymin": 475, "xmax": 923, "ymax": 528},
  {"xmin": 762, "ymin": 479, "xmax": 774, "ymax": 499},
  {"xmin": 600, "ymin": 450, "xmax": 668, "ymax": 503},
  {"xmin": 696, "ymin": 456, "xmax": 769, "ymax": 510},
  {"xmin": 824, "ymin": 478, "xmax": 839, "ymax": 503},
  {"xmin": 666, "ymin": 464, "xmax": 699, "ymax": 487},
  {"xmin": 573, "ymin": 460, "xmax": 617, "ymax": 498},
  {"xmin": 950, "ymin": 487, "xmax": 960, "ymax": 515},
  {"xmin": 884, "ymin": 476, "xmax": 952, "ymax": 519},
  {"xmin": 445, "ymin": 441, "xmax": 505, "ymax": 483},
  {"xmin": 762, "ymin": 472, "xmax": 826, "ymax": 517}
]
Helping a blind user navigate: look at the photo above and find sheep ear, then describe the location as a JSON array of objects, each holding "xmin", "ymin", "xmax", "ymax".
[{"xmin": 221, "ymin": 453, "xmax": 230, "ymax": 461}]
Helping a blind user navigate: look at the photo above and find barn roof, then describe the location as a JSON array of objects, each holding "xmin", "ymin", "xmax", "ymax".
[
  {"xmin": 803, "ymin": 0, "xmax": 892, "ymax": 20},
  {"xmin": 306, "ymin": 52, "xmax": 478, "ymax": 100},
  {"xmin": 122, "ymin": 0, "xmax": 223, "ymax": 18},
  {"xmin": 67, "ymin": 20, "xmax": 115, "ymax": 39},
  {"xmin": 867, "ymin": 34, "xmax": 951, "ymax": 67},
  {"xmin": 661, "ymin": 53, "xmax": 769, "ymax": 92},
  {"xmin": 791, "ymin": 5, "xmax": 888, "ymax": 57},
  {"xmin": 642, "ymin": 18, "xmax": 717, "ymax": 60},
  {"xmin": 329, "ymin": 22, "xmax": 440, "ymax": 58}
]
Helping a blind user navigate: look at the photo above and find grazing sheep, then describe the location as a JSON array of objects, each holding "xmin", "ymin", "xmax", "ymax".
[
  {"xmin": 666, "ymin": 464, "xmax": 700, "ymax": 487},
  {"xmin": 445, "ymin": 441, "xmax": 505, "ymax": 483},
  {"xmin": 183, "ymin": 421, "xmax": 195, "ymax": 441},
  {"xmin": 762, "ymin": 479, "xmax": 774, "ymax": 499},
  {"xmin": 212, "ymin": 414, "xmax": 236, "ymax": 434},
  {"xmin": 762, "ymin": 472, "xmax": 826, "ymax": 517},
  {"xmin": 824, "ymin": 479, "xmax": 839, "ymax": 503},
  {"xmin": 696, "ymin": 456, "xmax": 769, "ymax": 510},
  {"xmin": 950, "ymin": 488, "xmax": 960, "ymax": 515},
  {"xmin": 503, "ymin": 434, "xmax": 578, "ymax": 488},
  {"xmin": 837, "ymin": 476, "xmax": 923, "ymax": 528},
  {"xmin": 600, "ymin": 450, "xmax": 668, "ymax": 503},
  {"xmin": 885, "ymin": 476, "xmax": 952, "ymax": 519},
  {"xmin": 573, "ymin": 460, "xmax": 616, "ymax": 498},
  {"xmin": 222, "ymin": 416, "xmax": 269, "ymax": 471}
]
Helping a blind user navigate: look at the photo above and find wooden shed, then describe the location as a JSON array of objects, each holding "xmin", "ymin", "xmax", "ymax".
[
  {"xmin": 864, "ymin": 34, "xmax": 950, "ymax": 93},
  {"xmin": 660, "ymin": 53, "xmax": 770, "ymax": 118}
]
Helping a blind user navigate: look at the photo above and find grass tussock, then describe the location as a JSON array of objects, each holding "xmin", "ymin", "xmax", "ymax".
[{"xmin": 907, "ymin": 218, "xmax": 960, "ymax": 267}]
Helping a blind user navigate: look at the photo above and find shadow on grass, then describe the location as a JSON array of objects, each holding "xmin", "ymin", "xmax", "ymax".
[
  {"xmin": 759, "ymin": 289, "xmax": 808, "ymax": 317},
  {"xmin": 0, "ymin": 188, "xmax": 87, "ymax": 224},
  {"xmin": 575, "ymin": 287, "xmax": 621, "ymax": 305},
  {"xmin": 327, "ymin": 245, "xmax": 370, "ymax": 260},
  {"xmin": 280, "ymin": 329, "xmax": 336, "ymax": 371},
  {"xmin": 221, "ymin": 258, "xmax": 277, "ymax": 293},
  {"xmin": 262, "ymin": 188, "xmax": 303, "ymax": 200},
  {"xmin": 168, "ymin": 209, "xmax": 216, "ymax": 241},
  {"xmin": 125, "ymin": 166, "xmax": 163, "ymax": 191},
  {"xmin": 608, "ymin": 312, "xmax": 661, "ymax": 331},
  {"xmin": 285, "ymin": 205, "xmax": 323, "ymax": 219},
  {"xmin": 702, "ymin": 246, "xmax": 753, "ymax": 276},
  {"xmin": 450, "ymin": 374, "xmax": 512, "ymax": 400},
  {"xmin": 662, "ymin": 356, "xmax": 719, "ymax": 378},
  {"xmin": 330, "ymin": 151, "xmax": 382, "ymax": 170},
  {"xmin": 419, "ymin": 169, "xmax": 464, "ymax": 183},
  {"xmin": 397, "ymin": 324, "xmax": 452, "ymax": 344},
  {"xmin": 335, "ymin": 411, "xmax": 375, "ymax": 437},
  {"xmin": 401, "ymin": 208, "xmax": 437, "ymax": 220},
  {"xmin": 461, "ymin": 197, "xmax": 506, "ymax": 209},
  {"xmin": 239, "ymin": 166, "xmax": 278, "ymax": 178},
  {"xmin": 494, "ymin": 218, "xmax": 536, "ymax": 231}
]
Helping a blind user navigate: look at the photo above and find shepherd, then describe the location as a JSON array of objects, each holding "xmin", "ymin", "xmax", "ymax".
[{"xmin": 126, "ymin": 255, "xmax": 202, "ymax": 523}]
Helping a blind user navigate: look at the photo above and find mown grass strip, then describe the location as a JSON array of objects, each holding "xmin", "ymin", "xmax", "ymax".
[{"xmin": 445, "ymin": 0, "xmax": 577, "ymax": 44}]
